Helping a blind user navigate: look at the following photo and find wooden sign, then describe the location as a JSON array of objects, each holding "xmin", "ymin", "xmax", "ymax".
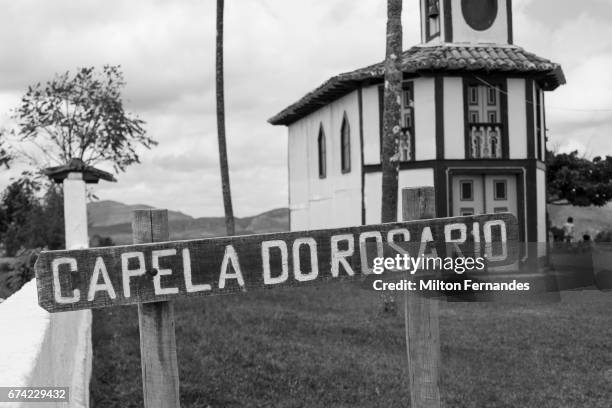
[{"xmin": 35, "ymin": 213, "xmax": 519, "ymax": 312}]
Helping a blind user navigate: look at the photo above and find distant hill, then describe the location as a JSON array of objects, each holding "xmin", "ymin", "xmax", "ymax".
[
  {"xmin": 87, "ymin": 200, "xmax": 612, "ymax": 245},
  {"xmin": 87, "ymin": 201, "xmax": 289, "ymax": 245},
  {"xmin": 87, "ymin": 200, "xmax": 193, "ymax": 227}
]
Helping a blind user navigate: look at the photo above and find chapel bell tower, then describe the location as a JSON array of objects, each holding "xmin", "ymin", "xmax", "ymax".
[{"xmin": 421, "ymin": 0, "xmax": 514, "ymax": 44}]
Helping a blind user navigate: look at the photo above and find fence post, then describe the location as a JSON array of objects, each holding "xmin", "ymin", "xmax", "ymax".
[
  {"xmin": 132, "ymin": 209, "xmax": 181, "ymax": 408},
  {"xmin": 402, "ymin": 187, "xmax": 441, "ymax": 408}
]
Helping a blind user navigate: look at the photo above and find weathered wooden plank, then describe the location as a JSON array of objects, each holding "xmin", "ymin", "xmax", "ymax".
[
  {"xmin": 133, "ymin": 209, "xmax": 181, "ymax": 408},
  {"xmin": 403, "ymin": 188, "xmax": 441, "ymax": 408},
  {"xmin": 35, "ymin": 213, "xmax": 519, "ymax": 312}
]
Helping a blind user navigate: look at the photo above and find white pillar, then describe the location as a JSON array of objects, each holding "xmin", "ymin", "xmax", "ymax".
[
  {"xmin": 62, "ymin": 171, "xmax": 92, "ymax": 407},
  {"xmin": 63, "ymin": 172, "xmax": 89, "ymax": 250}
]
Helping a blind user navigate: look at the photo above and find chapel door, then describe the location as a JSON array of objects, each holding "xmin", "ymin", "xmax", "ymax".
[
  {"xmin": 483, "ymin": 175, "xmax": 517, "ymax": 216},
  {"xmin": 451, "ymin": 175, "xmax": 485, "ymax": 217},
  {"xmin": 451, "ymin": 174, "xmax": 518, "ymax": 218}
]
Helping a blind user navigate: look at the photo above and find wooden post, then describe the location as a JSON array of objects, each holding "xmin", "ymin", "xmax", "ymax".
[
  {"xmin": 132, "ymin": 209, "xmax": 181, "ymax": 408},
  {"xmin": 403, "ymin": 187, "xmax": 441, "ymax": 408}
]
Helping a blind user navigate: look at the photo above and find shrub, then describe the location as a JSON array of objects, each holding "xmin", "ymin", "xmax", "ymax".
[
  {"xmin": 5, "ymin": 248, "xmax": 40, "ymax": 293},
  {"xmin": 595, "ymin": 230, "xmax": 612, "ymax": 243},
  {"xmin": 0, "ymin": 262, "xmax": 10, "ymax": 273}
]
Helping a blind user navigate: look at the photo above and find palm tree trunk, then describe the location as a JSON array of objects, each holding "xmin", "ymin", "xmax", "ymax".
[
  {"xmin": 216, "ymin": 0, "xmax": 235, "ymax": 236},
  {"xmin": 381, "ymin": 0, "xmax": 403, "ymax": 224},
  {"xmin": 380, "ymin": 0, "xmax": 403, "ymax": 314}
]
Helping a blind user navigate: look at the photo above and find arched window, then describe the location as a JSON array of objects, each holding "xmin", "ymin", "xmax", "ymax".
[
  {"xmin": 340, "ymin": 114, "xmax": 351, "ymax": 173},
  {"xmin": 318, "ymin": 124, "xmax": 326, "ymax": 179}
]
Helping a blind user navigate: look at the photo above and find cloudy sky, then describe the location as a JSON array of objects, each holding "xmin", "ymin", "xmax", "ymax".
[{"xmin": 0, "ymin": 0, "xmax": 610, "ymax": 218}]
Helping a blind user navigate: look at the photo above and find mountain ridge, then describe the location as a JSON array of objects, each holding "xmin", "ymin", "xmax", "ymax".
[
  {"xmin": 88, "ymin": 200, "xmax": 193, "ymax": 227},
  {"xmin": 88, "ymin": 200, "xmax": 612, "ymax": 245},
  {"xmin": 88, "ymin": 200, "xmax": 289, "ymax": 245}
]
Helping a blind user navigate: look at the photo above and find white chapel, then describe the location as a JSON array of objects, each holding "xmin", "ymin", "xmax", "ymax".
[{"xmin": 269, "ymin": 0, "xmax": 565, "ymax": 249}]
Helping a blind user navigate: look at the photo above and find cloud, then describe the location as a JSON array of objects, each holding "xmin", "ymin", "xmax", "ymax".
[
  {"xmin": 0, "ymin": 0, "xmax": 610, "ymax": 217},
  {"xmin": 513, "ymin": 0, "xmax": 612, "ymax": 159}
]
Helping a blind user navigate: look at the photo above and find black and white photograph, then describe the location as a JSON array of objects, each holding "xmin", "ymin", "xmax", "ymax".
[{"xmin": 0, "ymin": 0, "xmax": 611, "ymax": 407}]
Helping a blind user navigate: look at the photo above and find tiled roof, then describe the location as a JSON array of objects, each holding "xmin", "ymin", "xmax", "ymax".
[
  {"xmin": 269, "ymin": 44, "xmax": 565, "ymax": 126},
  {"xmin": 44, "ymin": 158, "xmax": 116, "ymax": 184}
]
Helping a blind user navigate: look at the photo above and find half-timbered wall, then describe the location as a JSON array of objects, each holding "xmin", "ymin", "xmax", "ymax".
[
  {"xmin": 362, "ymin": 85, "xmax": 381, "ymax": 165},
  {"xmin": 449, "ymin": 0, "xmax": 512, "ymax": 44},
  {"xmin": 443, "ymin": 77, "xmax": 465, "ymax": 159},
  {"xmin": 415, "ymin": 78, "xmax": 437, "ymax": 160},
  {"xmin": 287, "ymin": 72, "xmax": 548, "ymax": 247},
  {"xmin": 362, "ymin": 79, "xmax": 437, "ymax": 166},
  {"xmin": 422, "ymin": 0, "xmax": 514, "ymax": 45},
  {"xmin": 365, "ymin": 168, "xmax": 435, "ymax": 224},
  {"xmin": 507, "ymin": 78, "xmax": 528, "ymax": 159}
]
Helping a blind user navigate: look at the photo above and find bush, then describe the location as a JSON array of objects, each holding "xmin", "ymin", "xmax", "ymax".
[
  {"xmin": 0, "ymin": 262, "xmax": 10, "ymax": 274},
  {"xmin": 5, "ymin": 248, "xmax": 40, "ymax": 293},
  {"xmin": 595, "ymin": 230, "xmax": 612, "ymax": 243},
  {"xmin": 90, "ymin": 235, "xmax": 115, "ymax": 248},
  {"xmin": 0, "ymin": 181, "xmax": 64, "ymax": 256},
  {"xmin": 550, "ymin": 226, "xmax": 565, "ymax": 242}
]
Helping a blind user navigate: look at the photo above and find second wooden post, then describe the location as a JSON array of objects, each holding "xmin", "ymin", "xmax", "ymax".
[
  {"xmin": 132, "ymin": 209, "xmax": 181, "ymax": 408},
  {"xmin": 402, "ymin": 187, "xmax": 441, "ymax": 408}
]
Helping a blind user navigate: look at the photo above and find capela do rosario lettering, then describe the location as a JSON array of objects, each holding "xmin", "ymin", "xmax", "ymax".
[{"xmin": 35, "ymin": 214, "xmax": 517, "ymax": 312}]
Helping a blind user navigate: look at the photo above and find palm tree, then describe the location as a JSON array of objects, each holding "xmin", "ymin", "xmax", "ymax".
[
  {"xmin": 380, "ymin": 0, "xmax": 403, "ymax": 314},
  {"xmin": 216, "ymin": 0, "xmax": 236, "ymax": 236},
  {"xmin": 381, "ymin": 0, "xmax": 403, "ymax": 225}
]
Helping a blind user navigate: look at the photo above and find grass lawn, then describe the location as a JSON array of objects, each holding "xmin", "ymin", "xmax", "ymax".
[{"xmin": 91, "ymin": 283, "xmax": 612, "ymax": 407}]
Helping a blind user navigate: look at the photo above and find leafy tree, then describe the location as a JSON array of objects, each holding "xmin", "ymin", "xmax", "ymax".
[
  {"xmin": 380, "ymin": 0, "xmax": 403, "ymax": 225},
  {"xmin": 0, "ymin": 181, "xmax": 64, "ymax": 256},
  {"xmin": 5, "ymin": 248, "xmax": 40, "ymax": 294},
  {"xmin": 0, "ymin": 179, "xmax": 41, "ymax": 255},
  {"xmin": 547, "ymin": 150, "xmax": 612, "ymax": 207},
  {"xmin": 40, "ymin": 185, "xmax": 65, "ymax": 250},
  {"xmin": 0, "ymin": 133, "xmax": 11, "ymax": 169},
  {"xmin": 12, "ymin": 65, "xmax": 156, "ymax": 173}
]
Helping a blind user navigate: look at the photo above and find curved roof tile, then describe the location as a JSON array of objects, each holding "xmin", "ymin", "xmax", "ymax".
[{"xmin": 269, "ymin": 44, "xmax": 565, "ymax": 126}]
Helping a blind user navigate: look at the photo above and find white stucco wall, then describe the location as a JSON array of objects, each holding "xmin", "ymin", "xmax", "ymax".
[
  {"xmin": 362, "ymin": 85, "xmax": 381, "ymax": 165},
  {"xmin": 288, "ymin": 114, "xmax": 311, "ymax": 231},
  {"xmin": 529, "ymin": 83, "xmax": 538, "ymax": 160},
  {"xmin": 414, "ymin": 78, "xmax": 437, "ymax": 161},
  {"xmin": 538, "ymin": 88, "xmax": 546, "ymax": 161},
  {"xmin": 507, "ymin": 78, "xmax": 527, "ymax": 159},
  {"xmin": 449, "ymin": 0, "xmax": 510, "ymax": 44},
  {"xmin": 365, "ymin": 168, "xmax": 435, "ymax": 224},
  {"xmin": 443, "ymin": 77, "xmax": 465, "ymax": 160},
  {"xmin": 0, "ymin": 280, "xmax": 92, "ymax": 408},
  {"xmin": 288, "ymin": 91, "xmax": 361, "ymax": 231},
  {"xmin": 537, "ymin": 168, "xmax": 546, "ymax": 243}
]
